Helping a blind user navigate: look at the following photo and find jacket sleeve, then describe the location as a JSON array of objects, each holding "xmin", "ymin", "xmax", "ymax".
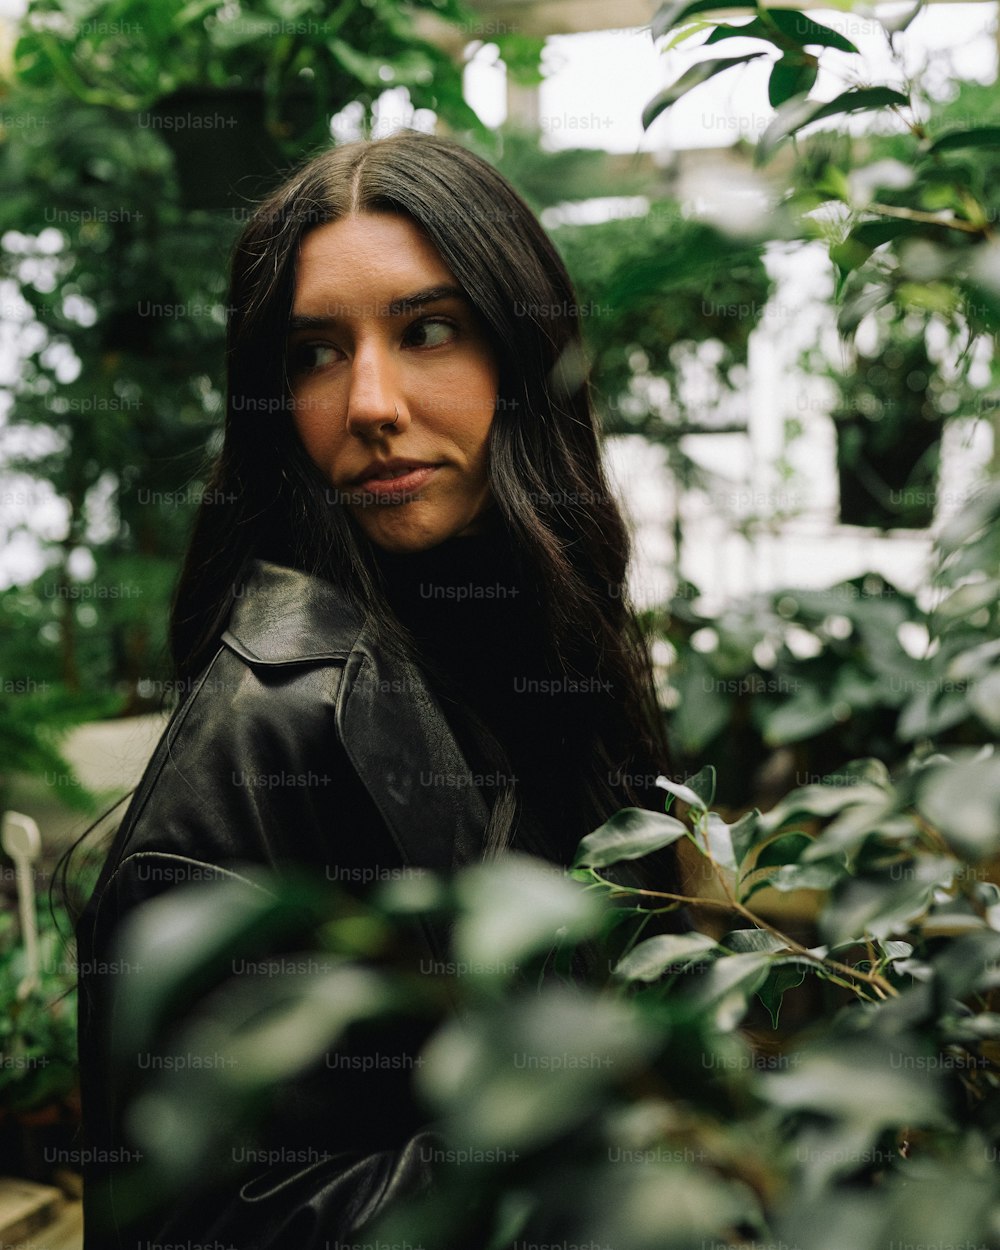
[
  {"xmin": 97, "ymin": 644, "xmax": 358, "ymax": 877},
  {"xmin": 76, "ymin": 645, "xmax": 441, "ymax": 1249}
]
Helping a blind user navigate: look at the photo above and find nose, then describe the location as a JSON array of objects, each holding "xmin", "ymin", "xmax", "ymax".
[{"xmin": 344, "ymin": 338, "xmax": 408, "ymax": 437}]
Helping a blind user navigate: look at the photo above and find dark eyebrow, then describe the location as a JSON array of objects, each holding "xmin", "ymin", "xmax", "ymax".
[{"xmin": 287, "ymin": 284, "xmax": 468, "ymax": 334}]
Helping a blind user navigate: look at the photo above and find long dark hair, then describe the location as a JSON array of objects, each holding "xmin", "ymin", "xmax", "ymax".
[{"xmin": 58, "ymin": 131, "xmax": 676, "ymax": 911}]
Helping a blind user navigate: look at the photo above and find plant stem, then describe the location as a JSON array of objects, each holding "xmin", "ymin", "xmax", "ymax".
[
  {"xmin": 867, "ymin": 202, "xmax": 985, "ymax": 235},
  {"xmin": 599, "ymin": 879, "xmax": 897, "ymax": 996},
  {"xmin": 696, "ymin": 817, "xmax": 898, "ymax": 997}
]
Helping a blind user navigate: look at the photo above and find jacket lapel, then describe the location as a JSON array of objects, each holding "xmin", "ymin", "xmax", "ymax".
[
  {"xmin": 335, "ymin": 634, "xmax": 488, "ymax": 872},
  {"xmin": 223, "ymin": 559, "xmax": 490, "ymax": 874}
]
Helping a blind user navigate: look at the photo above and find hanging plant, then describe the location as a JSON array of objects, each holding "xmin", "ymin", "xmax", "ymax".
[{"xmin": 830, "ymin": 324, "xmax": 943, "ymax": 528}]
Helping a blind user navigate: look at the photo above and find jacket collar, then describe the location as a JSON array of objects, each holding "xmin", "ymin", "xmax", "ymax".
[
  {"xmin": 222, "ymin": 558, "xmax": 364, "ymax": 664},
  {"xmin": 222, "ymin": 558, "xmax": 489, "ymax": 872}
]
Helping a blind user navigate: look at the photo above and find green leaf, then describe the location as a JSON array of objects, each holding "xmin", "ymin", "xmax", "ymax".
[
  {"xmin": 761, "ymin": 781, "xmax": 888, "ymax": 834},
  {"xmin": 724, "ymin": 928, "xmax": 792, "ymax": 954},
  {"xmin": 189, "ymin": 966, "xmax": 397, "ymax": 1088},
  {"xmin": 704, "ymin": 812, "xmax": 737, "ymax": 873},
  {"xmin": 837, "ymin": 283, "xmax": 893, "ymax": 335},
  {"xmin": 759, "ymin": 1039, "xmax": 949, "ymax": 1130},
  {"xmin": 655, "ymin": 774, "xmax": 707, "ymax": 811},
  {"xmin": 753, "ymin": 832, "xmax": 812, "ymax": 870},
  {"xmin": 969, "ymin": 670, "xmax": 1000, "ymax": 735},
  {"xmin": 757, "ymin": 964, "xmax": 807, "ymax": 1027},
  {"xmin": 851, "ymin": 219, "xmax": 925, "ymax": 249},
  {"xmin": 328, "ymin": 38, "xmax": 390, "ymax": 87},
  {"xmin": 573, "ymin": 807, "xmax": 689, "ymax": 868},
  {"xmin": 794, "ymin": 85, "xmax": 910, "ymax": 126},
  {"xmin": 689, "ymin": 951, "xmax": 775, "ymax": 1028},
  {"xmin": 612, "ymin": 932, "xmax": 720, "ymax": 981},
  {"xmin": 764, "ymin": 9, "xmax": 857, "ymax": 52},
  {"xmin": 768, "ymin": 54, "xmax": 819, "ymax": 107},
  {"xmin": 651, "ymin": 0, "xmax": 757, "ymax": 40},
  {"xmin": 642, "ymin": 53, "xmax": 770, "ymax": 129},
  {"xmin": 418, "ymin": 989, "xmax": 659, "ymax": 1151},
  {"xmin": 110, "ymin": 869, "xmax": 331, "ymax": 1062},
  {"xmin": 453, "ymin": 855, "xmax": 605, "ymax": 971},
  {"xmin": 820, "ymin": 862, "xmax": 953, "ymax": 946},
  {"xmin": 705, "ymin": 17, "xmax": 777, "ymax": 46},
  {"xmin": 832, "ymin": 217, "xmax": 927, "ymax": 274},
  {"xmin": 729, "ymin": 809, "xmax": 762, "ymax": 865},
  {"xmin": 928, "ymin": 126, "xmax": 1000, "ymax": 154},
  {"xmin": 799, "ymin": 801, "xmax": 902, "ymax": 862},
  {"xmin": 930, "ymin": 931, "xmax": 1000, "ymax": 1000},
  {"xmin": 936, "ymin": 481, "xmax": 1000, "ymax": 553},
  {"xmin": 758, "ymin": 86, "xmax": 910, "ymax": 160},
  {"xmin": 743, "ymin": 860, "xmax": 843, "ymax": 902},
  {"xmin": 686, "ymin": 765, "xmax": 717, "ymax": 808},
  {"xmin": 816, "ymin": 163, "xmax": 851, "ymax": 200},
  {"xmin": 916, "ymin": 756, "xmax": 1000, "ymax": 861},
  {"xmin": 763, "ymin": 861, "xmax": 843, "ymax": 892},
  {"xmin": 661, "ymin": 18, "xmax": 718, "ymax": 50},
  {"xmin": 935, "ymin": 579, "xmax": 1000, "ymax": 618}
]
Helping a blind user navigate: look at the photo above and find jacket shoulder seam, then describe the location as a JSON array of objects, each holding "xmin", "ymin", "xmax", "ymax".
[
  {"xmin": 108, "ymin": 851, "xmax": 271, "ymax": 895},
  {"xmin": 92, "ymin": 852, "xmax": 274, "ymax": 937},
  {"xmin": 220, "ymin": 629, "xmax": 351, "ymax": 668}
]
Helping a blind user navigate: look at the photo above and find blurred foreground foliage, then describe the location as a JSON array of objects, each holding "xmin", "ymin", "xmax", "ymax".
[
  {"xmin": 99, "ymin": 730, "xmax": 1000, "ymax": 1248},
  {"xmin": 86, "ymin": 476, "xmax": 1000, "ymax": 1247}
]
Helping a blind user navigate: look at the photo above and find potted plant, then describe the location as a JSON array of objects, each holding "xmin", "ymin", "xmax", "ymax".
[
  {"xmin": 830, "ymin": 321, "xmax": 943, "ymax": 528},
  {"xmin": 13, "ymin": 0, "xmax": 487, "ymax": 212}
]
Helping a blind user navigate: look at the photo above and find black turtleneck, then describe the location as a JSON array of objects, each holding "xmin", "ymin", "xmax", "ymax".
[
  {"xmin": 369, "ymin": 509, "xmax": 577, "ymax": 853},
  {"xmin": 365, "ymin": 511, "xmax": 689, "ymax": 916}
]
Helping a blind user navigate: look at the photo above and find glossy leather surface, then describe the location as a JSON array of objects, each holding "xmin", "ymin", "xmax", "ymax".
[{"xmin": 75, "ymin": 558, "xmax": 493, "ymax": 1248}]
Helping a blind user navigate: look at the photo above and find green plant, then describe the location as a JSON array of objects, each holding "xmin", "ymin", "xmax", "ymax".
[
  {"xmin": 0, "ymin": 682, "xmax": 115, "ymax": 817},
  {"xmin": 644, "ymin": 0, "xmax": 1000, "ymax": 343},
  {"xmin": 641, "ymin": 0, "xmax": 1000, "ymax": 536},
  {"xmin": 94, "ymin": 736, "xmax": 1000, "ymax": 1246},
  {"xmin": 550, "ymin": 208, "xmax": 772, "ymax": 440},
  {"xmin": 655, "ymin": 480, "xmax": 1000, "ymax": 807},
  {"xmin": 0, "ymin": 898, "xmax": 78, "ymax": 1115},
  {"xmin": 0, "ymin": 0, "xmax": 487, "ymax": 711},
  {"xmin": 14, "ymin": 0, "xmax": 483, "ymax": 135},
  {"xmin": 827, "ymin": 316, "xmax": 943, "ymax": 528}
]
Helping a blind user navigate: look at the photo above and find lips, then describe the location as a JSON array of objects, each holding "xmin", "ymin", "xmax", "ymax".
[
  {"xmin": 353, "ymin": 463, "xmax": 441, "ymax": 498},
  {"xmin": 352, "ymin": 458, "xmax": 440, "ymax": 483}
]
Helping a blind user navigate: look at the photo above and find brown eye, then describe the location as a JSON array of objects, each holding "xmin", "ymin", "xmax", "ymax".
[
  {"xmin": 405, "ymin": 318, "xmax": 457, "ymax": 348},
  {"xmin": 289, "ymin": 342, "xmax": 340, "ymax": 373}
]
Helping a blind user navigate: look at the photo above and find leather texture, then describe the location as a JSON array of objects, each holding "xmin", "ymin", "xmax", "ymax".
[{"xmin": 75, "ymin": 557, "xmax": 495, "ymax": 1249}]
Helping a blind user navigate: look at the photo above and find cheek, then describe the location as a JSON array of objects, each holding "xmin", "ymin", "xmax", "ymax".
[
  {"xmin": 447, "ymin": 399, "xmax": 494, "ymax": 468},
  {"xmin": 452, "ymin": 358, "xmax": 499, "ymax": 453},
  {"xmin": 291, "ymin": 392, "xmax": 335, "ymax": 465}
]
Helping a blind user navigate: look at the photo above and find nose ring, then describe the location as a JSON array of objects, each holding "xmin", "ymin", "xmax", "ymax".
[{"xmin": 392, "ymin": 405, "xmax": 399, "ymax": 425}]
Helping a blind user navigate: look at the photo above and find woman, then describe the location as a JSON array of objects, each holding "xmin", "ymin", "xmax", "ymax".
[{"xmin": 72, "ymin": 129, "xmax": 680, "ymax": 1249}]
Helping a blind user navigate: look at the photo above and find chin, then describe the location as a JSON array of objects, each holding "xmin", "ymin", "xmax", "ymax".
[
  {"xmin": 356, "ymin": 498, "xmax": 493, "ymax": 554},
  {"xmin": 361, "ymin": 517, "xmax": 461, "ymax": 554}
]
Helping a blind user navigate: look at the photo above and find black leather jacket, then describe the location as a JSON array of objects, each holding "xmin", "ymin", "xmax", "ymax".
[{"xmin": 75, "ymin": 557, "xmax": 494, "ymax": 1249}]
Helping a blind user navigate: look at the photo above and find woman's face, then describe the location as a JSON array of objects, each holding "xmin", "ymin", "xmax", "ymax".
[{"xmin": 287, "ymin": 212, "xmax": 499, "ymax": 553}]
